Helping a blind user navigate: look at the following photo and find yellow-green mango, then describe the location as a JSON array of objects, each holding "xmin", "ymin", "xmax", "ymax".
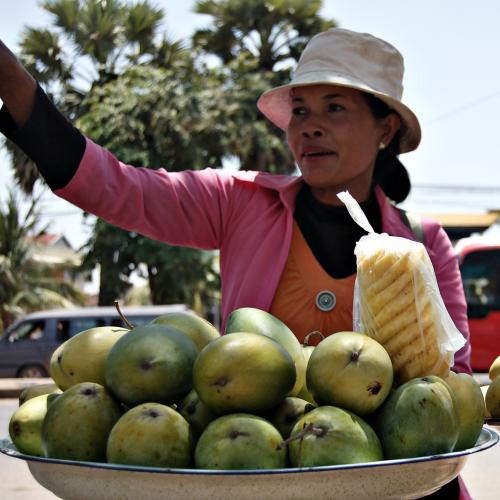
[
  {"xmin": 485, "ymin": 376, "xmax": 500, "ymax": 418},
  {"xmin": 9, "ymin": 393, "xmax": 59, "ymax": 456},
  {"xmin": 195, "ymin": 414, "xmax": 286, "ymax": 469},
  {"xmin": 489, "ymin": 356, "xmax": 500, "ymax": 381},
  {"xmin": 193, "ymin": 332, "xmax": 296, "ymax": 414},
  {"xmin": 150, "ymin": 311, "xmax": 220, "ymax": 351},
  {"xmin": 56, "ymin": 326, "xmax": 129, "ymax": 389},
  {"xmin": 42, "ymin": 382, "xmax": 122, "ymax": 461},
  {"xmin": 107, "ymin": 403, "xmax": 193, "ymax": 467},
  {"xmin": 19, "ymin": 383, "xmax": 61, "ymax": 406},
  {"xmin": 445, "ymin": 371, "xmax": 486, "ymax": 450},
  {"xmin": 225, "ymin": 307, "xmax": 305, "ymax": 396}
]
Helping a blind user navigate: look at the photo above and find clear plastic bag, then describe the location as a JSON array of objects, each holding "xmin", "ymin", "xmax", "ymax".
[{"xmin": 337, "ymin": 191, "xmax": 466, "ymax": 384}]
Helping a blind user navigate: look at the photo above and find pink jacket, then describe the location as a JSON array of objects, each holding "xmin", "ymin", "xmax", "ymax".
[{"xmin": 56, "ymin": 137, "xmax": 471, "ymax": 374}]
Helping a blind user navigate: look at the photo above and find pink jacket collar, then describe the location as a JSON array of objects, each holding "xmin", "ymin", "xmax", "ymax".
[{"xmin": 232, "ymin": 171, "xmax": 410, "ymax": 238}]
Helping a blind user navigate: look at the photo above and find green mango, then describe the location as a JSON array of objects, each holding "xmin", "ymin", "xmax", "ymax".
[
  {"xmin": 150, "ymin": 312, "xmax": 220, "ymax": 351},
  {"xmin": 288, "ymin": 406, "xmax": 383, "ymax": 467},
  {"xmin": 50, "ymin": 326, "xmax": 128, "ymax": 390},
  {"xmin": 105, "ymin": 324, "xmax": 198, "ymax": 407},
  {"xmin": 193, "ymin": 332, "xmax": 296, "ymax": 414},
  {"xmin": 486, "ymin": 376, "xmax": 500, "ymax": 418},
  {"xmin": 42, "ymin": 382, "xmax": 122, "ymax": 461},
  {"xmin": 9, "ymin": 393, "xmax": 59, "ymax": 456},
  {"xmin": 296, "ymin": 346, "xmax": 316, "ymax": 404},
  {"xmin": 19, "ymin": 383, "xmax": 61, "ymax": 406},
  {"xmin": 107, "ymin": 403, "xmax": 193, "ymax": 467},
  {"xmin": 445, "ymin": 371, "xmax": 485, "ymax": 450},
  {"xmin": 262, "ymin": 396, "xmax": 315, "ymax": 439},
  {"xmin": 225, "ymin": 307, "xmax": 305, "ymax": 396},
  {"xmin": 177, "ymin": 388, "xmax": 216, "ymax": 437},
  {"xmin": 375, "ymin": 376, "xmax": 459, "ymax": 459},
  {"xmin": 195, "ymin": 413, "xmax": 286, "ymax": 469}
]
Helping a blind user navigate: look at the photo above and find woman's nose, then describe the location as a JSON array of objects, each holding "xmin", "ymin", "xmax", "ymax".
[
  {"xmin": 301, "ymin": 117, "xmax": 324, "ymax": 137},
  {"xmin": 303, "ymin": 128, "xmax": 323, "ymax": 138}
]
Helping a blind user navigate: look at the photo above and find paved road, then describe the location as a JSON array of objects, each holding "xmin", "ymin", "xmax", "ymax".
[{"xmin": 0, "ymin": 398, "xmax": 499, "ymax": 499}]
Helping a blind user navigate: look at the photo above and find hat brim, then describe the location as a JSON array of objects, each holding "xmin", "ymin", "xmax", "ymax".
[{"xmin": 257, "ymin": 74, "xmax": 421, "ymax": 154}]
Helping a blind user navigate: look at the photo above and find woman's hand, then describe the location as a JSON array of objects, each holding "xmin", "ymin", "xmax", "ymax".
[{"xmin": 0, "ymin": 39, "xmax": 37, "ymax": 127}]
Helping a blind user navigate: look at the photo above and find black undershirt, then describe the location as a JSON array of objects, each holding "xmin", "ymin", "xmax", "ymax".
[
  {"xmin": 294, "ymin": 184, "xmax": 382, "ymax": 278},
  {"xmin": 0, "ymin": 85, "xmax": 382, "ymax": 279}
]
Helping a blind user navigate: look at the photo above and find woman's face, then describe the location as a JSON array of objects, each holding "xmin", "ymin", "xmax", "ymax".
[{"xmin": 286, "ymin": 84, "xmax": 399, "ymax": 204}]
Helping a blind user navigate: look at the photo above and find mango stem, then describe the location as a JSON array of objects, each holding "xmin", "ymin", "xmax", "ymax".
[{"xmin": 114, "ymin": 300, "xmax": 134, "ymax": 330}]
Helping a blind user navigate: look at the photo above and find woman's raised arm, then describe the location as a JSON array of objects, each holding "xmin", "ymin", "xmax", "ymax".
[{"xmin": 0, "ymin": 40, "xmax": 37, "ymax": 127}]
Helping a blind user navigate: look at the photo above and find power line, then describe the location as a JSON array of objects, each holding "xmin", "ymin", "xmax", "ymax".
[
  {"xmin": 412, "ymin": 184, "xmax": 500, "ymax": 192},
  {"xmin": 425, "ymin": 90, "xmax": 500, "ymax": 126}
]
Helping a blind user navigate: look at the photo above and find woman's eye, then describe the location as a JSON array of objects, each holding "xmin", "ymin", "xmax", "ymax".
[
  {"xmin": 328, "ymin": 103, "xmax": 344, "ymax": 112},
  {"xmin": 292, "ymin": 107, "xmax": 306, "ymax": 116}
]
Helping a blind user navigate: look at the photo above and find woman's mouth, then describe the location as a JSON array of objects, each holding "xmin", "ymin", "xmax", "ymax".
[
  {"xmin": 302, "ymin": 149, "xmax": 336, "ymax": 158},
  {"xmin": 303, "ymin": 151, "xmax": 335, "ymax": 157}
]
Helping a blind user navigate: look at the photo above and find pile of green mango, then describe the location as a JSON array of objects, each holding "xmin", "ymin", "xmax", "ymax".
[{"xmin": 9, "ymin": 307, "xmax": 488, "ymax": 471}]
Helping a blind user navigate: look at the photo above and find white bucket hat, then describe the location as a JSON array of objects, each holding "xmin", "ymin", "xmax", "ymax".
[{"xmin": 257, "ymin": 28, "xmax": 421, "ymax": 153}]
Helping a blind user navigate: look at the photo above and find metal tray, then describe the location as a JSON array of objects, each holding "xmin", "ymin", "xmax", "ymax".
[{"xmin": 1, "ymin": 427, "xmax": 498, "ymax": 500}]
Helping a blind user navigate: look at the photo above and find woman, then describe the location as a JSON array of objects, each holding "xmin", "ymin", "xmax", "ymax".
[{"xmin": 0, "ymin": 28, "xmax": 471, "ymax": 498}]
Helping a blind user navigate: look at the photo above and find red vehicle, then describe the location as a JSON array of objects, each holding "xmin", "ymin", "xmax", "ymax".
[{"xmin": 455, "ymin": 237, "xmax": 500, "ymax": 371}]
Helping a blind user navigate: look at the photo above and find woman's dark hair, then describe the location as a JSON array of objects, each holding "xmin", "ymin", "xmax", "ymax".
[{"xmin": 363, "ymin": 93, "xmax": 411, "ymax": 204}]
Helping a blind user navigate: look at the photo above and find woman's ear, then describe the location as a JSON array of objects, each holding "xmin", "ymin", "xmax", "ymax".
[{"xmin": 379, "ymin": 113, "xmax": 401, "ymax": 147}]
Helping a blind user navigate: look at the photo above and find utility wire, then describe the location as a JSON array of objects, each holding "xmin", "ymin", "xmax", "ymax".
[
  {"xmin": 425, "ymin": 90, "xmax": 500, "ymax": 126},
  {"xmin": 412, "ymin": 184, "xmax": 500, "ymax": 192}
]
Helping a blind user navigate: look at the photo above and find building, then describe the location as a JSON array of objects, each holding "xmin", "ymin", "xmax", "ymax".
[
  {"xmin": 25, "ymin": 233, "xmax": 93, "ymax": 295},
  {"xmin": 422, "ymin": 211, "xmax": 500, "ymax": 242}
]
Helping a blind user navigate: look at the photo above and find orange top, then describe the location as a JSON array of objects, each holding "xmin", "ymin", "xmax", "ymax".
[{"xmin": 270, "ymin": 222, "xmax": 356, "ymax": 345}]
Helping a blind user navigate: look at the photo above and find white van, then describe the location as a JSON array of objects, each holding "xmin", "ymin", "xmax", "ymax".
[{"xmin": 0, "ymin": 305, "xmax": 190, "ymax": 378}]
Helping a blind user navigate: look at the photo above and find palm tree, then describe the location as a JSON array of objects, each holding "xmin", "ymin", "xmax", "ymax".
[
  {"xmin": 193, "ymin": 0, "xmax": 336, "ymax": 71},
  {"xmin": 0, "ymin": 189, "xmax": 86, "ymax": 330}
]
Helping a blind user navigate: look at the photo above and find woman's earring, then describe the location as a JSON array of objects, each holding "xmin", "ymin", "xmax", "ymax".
[{"xmin": 378, "ymin": 141, "xmax": 386, "ymax": 150}]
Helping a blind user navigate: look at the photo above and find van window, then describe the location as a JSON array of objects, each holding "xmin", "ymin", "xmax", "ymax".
[
  {"xmin": 110, "ymin": 317, "xmax": 127, "ymax": 328},
  {"xmin": 110, "ymin": 316, "xmax": 154, "ymax": 328},
  {"xmin": 66, "ymin": 318, "xmax": 106, "ymax": 340},
  {"xmin": 56, "ymin": 320, "xmax": 69, "ymax": 342},
  {"xmin": 7, "ymin": 320, "xmax": 46, "ymax": 342},
  {"xmin": 460, "ymin": 249, "xmax": 500, "ymax": 310}
]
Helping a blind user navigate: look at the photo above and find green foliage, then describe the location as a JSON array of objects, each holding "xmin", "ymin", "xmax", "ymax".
[
  {"xmin": 41, "ymin": 0, "xmax": 165, "ymax": 67},
  {"xmin": 211, "ymin": 55, "xmax": 296, "ymax": 172},
  {"xmin": 0, "ymin": 190, "xmax": 85, "ymax": 330},
  {"xmin": 19, "ymin": 27, "xmax": 71, "ymax": 85},
  {"xmin": 139, "ymin": 242, "xmax": 220, "ymax": 315},
  {"xmin": 77, "ymin": 63, "xmax": 223, "ymax": 312},
  {"xmin": 80, "ymin": 218, "xmax": 219, "ymax": 315},
  {"xmin": 77, "ymin": 63, "xmax": 228, "ymax": 168},
  {"xmin": 79, "ymin": 219, "xmax": 138, "ymax": 307},
  {"xmin": 193, "ymin": 0, "xmax": 336, "ymax": 70}
]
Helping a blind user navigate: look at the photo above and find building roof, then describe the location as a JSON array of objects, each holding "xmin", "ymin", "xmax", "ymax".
[{"xmin": 26, "ymin": 233, "xmax": 81, "ymax": 266}]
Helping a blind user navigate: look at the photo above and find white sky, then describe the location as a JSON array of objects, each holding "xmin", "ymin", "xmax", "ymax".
[{"xmin": 1, "ymin": 0, "xmax": 500, "ymax": 248}]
